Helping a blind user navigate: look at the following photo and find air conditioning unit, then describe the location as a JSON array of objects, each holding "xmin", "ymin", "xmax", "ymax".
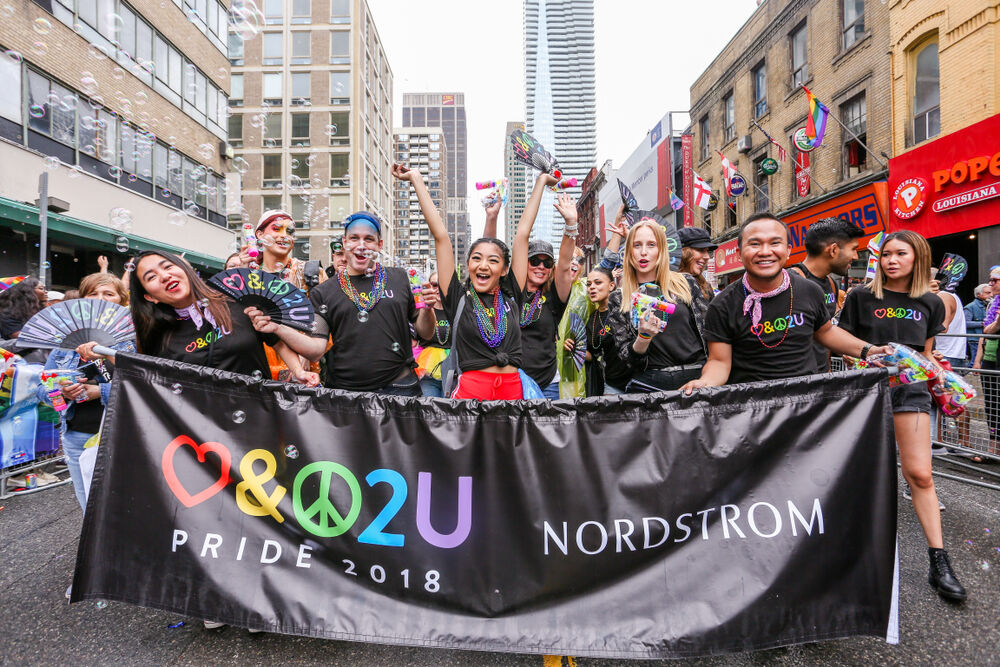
[{"xmin": 737, "ymin": 135, "xmax": 753, "ymax": 153}]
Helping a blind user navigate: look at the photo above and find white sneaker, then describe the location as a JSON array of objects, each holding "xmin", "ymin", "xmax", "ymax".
[{"xmin": 203, "ymin": 620, "xmax": 226, "ymax": 630}]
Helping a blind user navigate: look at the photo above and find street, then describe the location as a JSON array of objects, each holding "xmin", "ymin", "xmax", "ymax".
[{"xmin": 1, "ymin": 457, "xmax": 997, "ymax": 666}]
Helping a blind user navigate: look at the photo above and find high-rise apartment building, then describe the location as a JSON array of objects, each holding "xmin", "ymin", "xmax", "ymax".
[
  {"xmin": 524, "ymin": 0, "xmax": 596, "ymax": 250},
  {"xmin": 230, "ymin": 0, "xmax": 395, "ymax": 261},
  {"xmin": 0, "ymin": 0, "xmax": 234, "ymax": 285},
  {"xmin": 392, "ymin": 126, "xmax": 447, "ymax": 268},
  {"xmin": 401, "ymin": 92, "xmax": 468, "ymax": 260},
  {"xmin": 503, "ymin": 121, "xmax": 528, "ymax": 244}
]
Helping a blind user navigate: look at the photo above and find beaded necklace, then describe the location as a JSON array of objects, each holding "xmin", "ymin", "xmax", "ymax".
[
  {"xmin": 468, "ymin": 288, "xmax": 507, "ymax": 348},
  {"xmin": 590, "ymin": 308, "xmax": 610, "ymax": 347},
  {"xmin": 433, "ymin": 315, "xmax": 451, "ymax": 346},
  {"xmin": 339, "ymin": 263, "xmax": 386, "ymax": 314},
  {"xmin": 743, "ymin": 280, "xmax": 794, "ymax": 349},
  {"xmin": 520, "ymin": 289, "xmax": 544, "ymax": 327}
]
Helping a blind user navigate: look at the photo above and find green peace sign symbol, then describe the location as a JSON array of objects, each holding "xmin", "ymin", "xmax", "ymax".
[{"xmin": 293, "ymin": 461, "xmax": 362, "ymax": 537}]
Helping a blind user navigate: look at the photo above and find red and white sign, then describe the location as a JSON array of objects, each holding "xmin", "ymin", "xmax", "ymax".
[
  {"xmin": 892, "ymin": 177, "xmax": 928, "ymax": 219},
  {"xmin": 713, "ymin": 238, "xmax": 743, "ymax": 275},
  {"xmin": 795, "ymin": 151, "xmax": 811, "ymax": 197},
  {"xmin": 682, "ymin": 134, "xmax": 694, "ymax": 227},
  {"xmin": 889, "ymin": 112, "xmax": 1000, "ymax": 238}
]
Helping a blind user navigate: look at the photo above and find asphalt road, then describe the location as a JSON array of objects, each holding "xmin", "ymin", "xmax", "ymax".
[{"xmin": 1, "ymin": 459, "xmax": 997, "ymax": 666}]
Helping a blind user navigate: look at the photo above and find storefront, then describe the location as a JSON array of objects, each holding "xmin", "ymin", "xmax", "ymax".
[{"xmin": 888, "ymin": 113, "xmax": 1000, "ymax": 302}]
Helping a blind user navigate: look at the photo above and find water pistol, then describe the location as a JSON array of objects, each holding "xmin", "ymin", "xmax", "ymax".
[
  {"xmin": 550, "ymin": 177, "xmax": 578, "ymax": 191},
  {"xmin": 864, "ymin": 231, "xmax": 885, "ymax": 281},
  {"xmin": 407, "ymin": 268, "xmax": 427, "ymax": 309},
  {"xmin": 40, "ymin": 370, "xmax": 86, "ymax": 411},
  {"xmin": 475, "ymin": 180, "xmax": 502, "ymax": 190},
  {"xmin": 630, "ymin": 291, "xmax": 676, "ymax": 330},
  {"xmin": 480, "ymin": 178, "xmax": 509, "ymax": 209},
  {"xmin": 242, "ymin": 222, "xmax": 260, "ymax": 269},
  {"xmin": 930, "ymin": 369, "xmax": 976, "ymax": 414},
  {"xmin": 854, "ymin": 342, "xmax": 940, "ymax": 386}
]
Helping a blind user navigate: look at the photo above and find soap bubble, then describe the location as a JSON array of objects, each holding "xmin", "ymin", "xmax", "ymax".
[
  {"xmin": 80, "ymin": 73, "xmax": 98, "ymax": 95},
  {"xmin": 124, "ymin": 260, "xmax": 135, "ymax": 272},
  {"xmin": 979, "ymin": 560, "xmax": 990, "ymax": 571},
  {"xmin": 198, "ymin": 143, "xmax": 214, "ymax": 160},
  {"xmin": 32, "ymin": 17, "xmax": 52, "ymax": 34},
  {"xmin": 28, "ymin": 104, "xmax": 46, "ymax": 118},
  {"xmin": 251, "ymin": 370, "xmax": 263, "ymax": 380},
  {"xmin": 324, "ymin": 124, "xmax": 338, "ymax": 137},
  {"xmin": 68, "ymin": 165, "xmax": 85, "ymax": 178},
  {"xmin": 391, "ymin": 342, "xmax": 400, "ymax": 352},
  {"xmin": 44, "ymin": 155, "xmax": 60, "ymax": 170},
  {"xmin": 4, "ymin": 49, "xmax": 22, "ymax": 64},
  {"xmin": 170, "ymin": 383, "xmax": 183, "ymax": 394},
  {"xmin": 168, "ymin": 210, "xmax": 187, "ymax": 226},
  {"xmin": 232, "ymin": 157, "xmax": 249, "ymax": 174},
  {"xmin": 115, "ymin": 236, "xmax": 129, "ymax": 253},
  {"xmin": 108, "ymin": 165, "xmax": 122, "ymax": 178},
  {"xmin": 31, "ymin": 41, "xmax": 48, "ymax": 56},
  {"xmin": 88, "ymin": 42, "xmax": 109, "ymax": 60},
  {"xmin": 41, "ymin": 260, "xmax": 51, "ymax": 270},
  {"xmin": 232, "ymin": 410, "xmax": 246, "ymax": 423},
  {"xmin": 184, "ymin": 200, "xmax": 200, "ymax": 216},
  {"xmin": 302, "ymin": 243, "xmax": 311, "ymax": 252},
  {"xmin": 357, "ymin": 311, "xmax": 368, "ymax": 323},
  {"xmin": 283, "ymin": 444, "xmax": 299, "ymax": 459},
  {"xmin": 104, "ymin": 12, "xmax": 124, "ymax": 35},
  {"xmin": 318, "ymin": 304, "xmax": 328, "ymax": 314},
  {"xmin": 95, "ymin": 600, "xmax": 108, "ymax": 609},
  {"xmin": 135, "ymin": 91, "xmax": 147, "ymax": 105}
]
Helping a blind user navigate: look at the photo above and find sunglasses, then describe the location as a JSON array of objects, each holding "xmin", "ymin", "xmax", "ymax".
[{"xmin": 529, "ymin": 256, "xmax": 554, "ymax": 269}]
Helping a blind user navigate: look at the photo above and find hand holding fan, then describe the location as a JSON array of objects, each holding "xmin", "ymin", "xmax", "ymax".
[
  {"xmin": 208, "ymin": 268, "xmax": 315, "ymax": 332},
  {"xmin": 566, "ymin": 312, "xmax": 587, "ymax": 371},
  {"xmin": 617, "ymin": 179, "xmax": 639, "ymax": 226},
  {"xmin": 510, "ymin": 129, "xmax": 562, "ymax": 179},
  {"xmin": 15, "ymin": 299, "xmax": 135, "ymax": 350},
  {"xmin": 937, "ymin": 253, "xmax": 968, "ymax": 292}
]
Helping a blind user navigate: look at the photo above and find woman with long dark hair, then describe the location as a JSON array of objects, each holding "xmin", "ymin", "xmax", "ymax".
[
  {"xmin": 0, "ymin": 277, "xmax": 47, "ymax": 339},
  {"xmin": 571, "ymin": 266, "xmax": 631, "ymax": 395},
  {"xmin": 839, "ymin": 230, "xmax": 967, "ymax": 602}
]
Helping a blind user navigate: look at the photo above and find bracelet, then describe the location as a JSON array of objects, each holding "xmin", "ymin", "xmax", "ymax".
[
  {"xmin": 637, "ymin": 331, "xmax": 653, "ymax": 340},
  {"xmin": 860, "ymin": 343, "xmax": 873, "ymax": 359}
]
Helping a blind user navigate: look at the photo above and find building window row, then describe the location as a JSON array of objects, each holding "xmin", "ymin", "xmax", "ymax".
[{"xmin": 259, "ymin": 0, "xmax": 350, "ymax": 24}]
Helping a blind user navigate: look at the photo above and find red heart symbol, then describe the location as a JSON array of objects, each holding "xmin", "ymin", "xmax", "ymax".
[
  {"xmin": 161, "ymin": 435, "xmax": 232, "ymax": 508},
  {"xmin": 222, "ymin": 274, "xmax": 244, "ymax": 291},
  {"xmin": 750, "ymin": 323, "xmax": 764, "ymax": 336},
  {"xmin": 874, "ymin": 308, "xmax": 886, "ymax": 319}
]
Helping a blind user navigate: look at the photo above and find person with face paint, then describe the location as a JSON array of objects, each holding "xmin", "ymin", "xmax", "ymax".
[
  {"xmin": 681, "ymin": 212, "xmax": 889, "ymax": 392},
  {"xmin": 307, "ymin": 211, "xmax": 437, "ymax": 395},
  {"xmin": 837, "ymin": 230, "xmax": 966, "ymax": 602}
]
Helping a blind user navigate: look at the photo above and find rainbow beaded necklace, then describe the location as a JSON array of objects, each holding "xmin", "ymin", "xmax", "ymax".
[
  {"xmin": 339, "ymin": 263, "xmax": 387, "ymax": 314},
  {"xmin": 519, "ymin": 289, "xmax": 544, "ymax": 327},
  {"xmin": 468, "ymin": 288, "xmax": 507, "ymax": 348}
]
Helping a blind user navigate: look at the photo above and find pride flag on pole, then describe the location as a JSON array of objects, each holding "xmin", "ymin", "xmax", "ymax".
[
  {"xmin": 668, "ymin": 189, "xmax": 685, "ymax": 211},
  {"xmin": 802, "ymin": 86, "xmax": 829, "ymax": 147}
]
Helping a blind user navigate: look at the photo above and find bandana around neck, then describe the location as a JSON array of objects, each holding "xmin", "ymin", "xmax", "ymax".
[
  {"xmin": 742, "ymin": 269, "xmax": 790, "ymax": 327},
  {"xmin": 175, "ymin": 301, "xmax": 217, "ymax": 330}
]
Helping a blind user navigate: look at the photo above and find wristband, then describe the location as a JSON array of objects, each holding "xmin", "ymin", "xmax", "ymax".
[
  {"xmin": 637, "ymin": 331, "xmax": 653, "ymax": 340},
  {"xmin": 860, "ymin": 343, "xmax": 873, "ymax": 359}
]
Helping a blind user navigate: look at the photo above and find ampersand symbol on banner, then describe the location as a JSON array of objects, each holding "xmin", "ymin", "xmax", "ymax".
[
  {"xmin": 235, "ymin": 449, "xmax": 286, "ymax": 523},
  {"xmin": 293, "ymin": 461, "xmax": 362, "ymax": 538}
]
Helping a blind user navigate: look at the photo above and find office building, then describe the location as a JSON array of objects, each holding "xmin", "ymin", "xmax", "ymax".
[
  {"xmin": 0, "ymin": 0, "xmax": 234, "ymax": 284},
  {"xmin": 502, "ymin": 120, "xmax": 527, "ymax": 244},
  {"xmin": 401, "ymin": 92, "xmax": 468, "ymax": 260},
  {"xmin": 392, "ymin": 126, "xmax": 447, "ymax": 268},
  {"xmin": 524, "ymin": 0, "xmax": 596, "ymax": 249},
  {"xmin": 230, "ymin": 0, "xmax": 395, "ymax": 261}
]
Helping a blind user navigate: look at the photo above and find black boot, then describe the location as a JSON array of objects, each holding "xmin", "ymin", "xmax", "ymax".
[{"xmin": 928, "ymin": 548, "xmax": 967, "ymax": 601}]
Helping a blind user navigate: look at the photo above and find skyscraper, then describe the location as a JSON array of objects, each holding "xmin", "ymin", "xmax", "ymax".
[
  {"xmin": 402, "ymin": 93, "xmax": 469, "ymax": 260},
  {"xmin": 392, "ymin": 126, "xmax": 448, "ymax": 268},
  {"xmin": 524, "ymin": 0, "xmax": 597, "ymax": 250},
  {"xmin": 503, "ymin": 121, "xmax": 528, "ymax": 244}
]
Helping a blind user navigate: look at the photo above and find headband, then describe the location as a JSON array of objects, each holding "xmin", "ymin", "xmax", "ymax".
[{"xmin": 344, "ymin": 211, "xmax": 382, "ymax": 236}]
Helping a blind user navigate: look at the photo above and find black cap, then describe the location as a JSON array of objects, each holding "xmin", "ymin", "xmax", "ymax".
[
  {"xmin": 528, "ymin": 240, "xmax": 555, "ymax": 258},
  {"xmin": 678, "ymin": 227, "xmax": 717, "ymax": 250}
]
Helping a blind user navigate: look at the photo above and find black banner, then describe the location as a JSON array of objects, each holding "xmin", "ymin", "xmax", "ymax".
[{"xmin": 74, "ymin": 354, "xmax": 898, "ymax": 659}]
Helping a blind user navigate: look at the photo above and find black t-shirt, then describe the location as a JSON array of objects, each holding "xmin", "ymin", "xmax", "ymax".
[
  {"xmin": 441, "ymin": 272, "xmax": 523, "ymax": 373},
  {"xmin": 791, "ymin": 263, "xmax": 838, "ymax": 370},
  {"xmin": 419, "ymin": 308, "xmax": 452, "ymax": 349},
  {"xmin": 586, "ymin": 306, "xmax": 631, "ymax": 389},
  {"xmin": 704, "ymin": 272, "xmax": 831, "ymax": 384},
  {"xmin": 310, "ymin": 267, "xmax": 418, "ymax": 391},
  {"xmin": 67, "ymin": 397, "xmax": 103, "ymax": 434},
  {"xmin": 837, "ymin": 286, "xmax": 945, "ymax": 349},
  {"xmin": 148, "ymin": 300, "xmax": 276, "ymax": 377},
  {"xmin": 632, "ymin": 286, "xmax": 706, "ymax": 369},
  {"xmin": 519, "ymin": 285, "xmax": 567, "ymax": 387}
]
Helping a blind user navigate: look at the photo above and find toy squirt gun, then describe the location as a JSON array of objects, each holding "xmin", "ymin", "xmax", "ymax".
[
  {"xmin": 40, "ymin": 370, "xmax": 87, "ymax": 412},
  {"xmin": 630, "ymin": 288, "xmax": 676, "ymax": 330},
  {"xmin": 407, "ymin": 268, "xmax": 427, "ymax": 309}
]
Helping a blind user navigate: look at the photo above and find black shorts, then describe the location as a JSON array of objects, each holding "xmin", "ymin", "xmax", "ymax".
[{"xmin": 889, "ymin": 381, "xmax": 932, "ymax": 414}]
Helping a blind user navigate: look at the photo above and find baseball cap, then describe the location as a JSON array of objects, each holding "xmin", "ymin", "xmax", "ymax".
[
  {"xmin": 678, "ymin": 227, "xmax": 717, "ymax": 250},
  {"xmin": 256, "ymin": 209, "xmax": 293, "ymax": 233},
  {"xmin": 528, "ymin": 240, "xmax": 554, "ymax": 258}
]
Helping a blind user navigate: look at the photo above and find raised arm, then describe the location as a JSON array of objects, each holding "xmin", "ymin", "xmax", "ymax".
[
  {"xmin": 552, "ymin": 193, "xmax": 578, "ymax": 301},
  {"xmin": 598, "ymin": 206, "xmax": 628, "ymax": 270},
  {"xmin": 482, "ymin": 199, "xmax": 501, "ymax": 239},
  {"xmin": 513, "ymin": 172, "xmax": 558, "ymax": 290},
  {"xmin": 392, "ymin": 163, "xmax": 455, "ymax": 297}
]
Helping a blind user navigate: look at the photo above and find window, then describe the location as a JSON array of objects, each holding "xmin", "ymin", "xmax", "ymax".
[
  {"xmin": 843, "ymin": 0, "xmax": 865, "ymax": 49},
  {"xmin": 228, "ymin": 32, "xmax": 244, "ymax": 64},
  {"xmin": 79, "ymin": 106, "xmax": 116, "ymax": 161},
  {"xmin": 264, "ymin": 0, "xmax": 281, "ymax": 23},
  {"xmin": 331, "ymin": 0, "xmax": 350, "ymax": 22},
  {"xmin": 263, "ymin": 155, "xmax": 282, "ymax": 185},
  {"xmin": 328, "ymin": 111, "xmax": 348, "ymax": 145},
  {"xmin": 0, "ymin": 55, "xmax": 20, "ymax": 123},
  {"xmin": 699, "ymin": 116, "xmax": 710, "ymax": 162},
  {"xmin": 330, "ymin": 31, "xmax": 350, "ymax": 64},
  {"xmin": 291, "ymin": 153, "xmax": 309, "ymax": 180},
  {"xmin": 840, "ymin": 93, "xmax": 867, "ymax": 177},
  {"xmin": 791, "ymin": 23, "xmax": 808, "ymax": 88},
  {"xmin": 290, "ymin": 195, "xmax": 307, "ymax": 221},
  {"xmin": 263, "ymin": 73, "xmax": 282, "ymax": 103},
  {"xmin": 119, "ymin": 5, "xmax": 136, "ymax": 57},
  {"xmin": 291, "ymin": 112, "xmax": 309, "ymax": 145},
  {"xmin": 263, "ymin": 33, "xmax": 283, "ymax": 65},
  {"xmin": 228, "ymin": 114, "xmax": 243, "ymax": 147},
  {"xmin": 154, "ymin": 143, "xmax": 168, "ymax": 188},
  {"xmin": 723, "ymin": 93, "xmax": 734, "ymax": 142},
  {"xmin": 291, "ymin": 72, "xmax": 310, "ymax": 102},
  {"xmin": 330, "ymin": 72, "xmax": 350, "ymax": 103},
  {"xmin": 292, "ymin": 0, "xmax": 310, "ymax": 22},
  {"xmin": 752, "ymin": 62, "xmax": 767, "ymax": 118},
  {"xmin": 265, "ymin": 113, "xmax": 282, "ymax": 146},
  {"xmin": 913, "ymin": 41, "xmax": 940, "ymax": 144},
  {"xmin": 753, "ymin": 156, "xmax": 770, "ymax": 212},
  {"xmin": 230, "ymin": 73, "xmax": 243, "ymax": 103},
  {"xmin": 291, "ymin": 32, "xmax": 311, "ymax": 64},
  {"xmin": 330, "ymin": 153, "xmax": 349, "ymax": 186},
  {"xmin": 262, "ymin": 195, "xmax": 282, "ymax": 212},
  {"xmin": 167, "ymin": 149, "xmax": 183, "ymax": 194}
]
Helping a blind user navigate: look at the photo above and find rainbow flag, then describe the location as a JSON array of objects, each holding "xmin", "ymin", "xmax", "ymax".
[
  {"xmin": 864, "ymin": 231, "xmax": 886, "ymax": 281},
  {"xmin": 668, "ymin": 189, "xmax": 685, "ymax": 211},
  {"xmin": 802, "ymin": 86, "xmax": 829, "ymax": 147},
  {"xmin": 0, "ymin": 275, "xmax": 26, "ymax": 291}
]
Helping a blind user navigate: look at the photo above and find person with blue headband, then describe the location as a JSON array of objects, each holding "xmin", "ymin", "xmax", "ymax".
[{"xmin": 306, "ymin": 211, "xmax": 437, "ymax": 395}]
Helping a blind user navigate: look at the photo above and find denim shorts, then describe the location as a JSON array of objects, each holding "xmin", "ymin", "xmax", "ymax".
[{"xmin": 890, "ymin": 381, "xmax": 932, "ymax": 414}]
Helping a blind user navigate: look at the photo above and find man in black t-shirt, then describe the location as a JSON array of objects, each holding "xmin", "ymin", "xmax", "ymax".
[
  {"xmin": 309, "ymin": 213, "xmax": 436, "ymax": 395},
  {"xmin": 790, "ymin": 217, "xmax": 864, "ymax": 370},
  {"xmin": 681, "ymin": 213, "xmax": 888, "ymax": 391}
]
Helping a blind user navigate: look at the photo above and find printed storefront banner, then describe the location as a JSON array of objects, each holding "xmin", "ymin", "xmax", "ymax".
[{"xmin": 74, "ymin": 354, "xmax": 898, "ymax": 659}]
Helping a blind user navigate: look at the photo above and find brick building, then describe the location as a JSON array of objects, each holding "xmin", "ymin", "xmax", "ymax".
[
  {"xmin": 0, "ymin": 0, "xmax": 234, "ymax": 285},
  {"xmin": 575, "ymin": 167, "xmax": 599, "ymax": 269},
  {"xmin": 689, "ymin": 0, "xmax": 892, "ymax": 281}
]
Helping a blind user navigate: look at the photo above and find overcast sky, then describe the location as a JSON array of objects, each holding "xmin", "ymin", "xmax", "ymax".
[{"xmin": 368, "ymin": 0, "xmax": 759, "ymax": 238}]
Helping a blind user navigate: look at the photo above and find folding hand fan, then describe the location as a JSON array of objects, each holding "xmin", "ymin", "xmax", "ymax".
[
  {"xmin": 617, "ymin": 179, "xmax": 639, "ymax": 226},
  {"xmin": 567, "ymin": 312, "xmax": 587, "ymax": 371},
  {"xmin": 509, "ymin": 129, "xmax": 562, "ymax": 179},
  {"xmin": 208, "ymin": 268, "xmax": 315, "ymax": 332},
  {"xmin": 16, "ymin": 299, "xmax": 135, "ymax": 350}
]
